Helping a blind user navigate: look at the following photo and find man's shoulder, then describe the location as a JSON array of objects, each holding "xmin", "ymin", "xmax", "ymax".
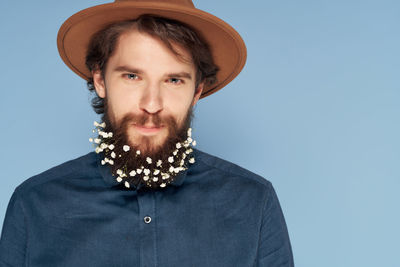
[
  {"xmin": 194, "ymin": 149, "xmax": 272, "ymax": 189},
  {"xmin": 14, "ymin": 152, "xmax": 98, "ymax": 195}
]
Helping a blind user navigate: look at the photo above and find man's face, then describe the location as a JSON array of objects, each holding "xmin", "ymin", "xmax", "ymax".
[{"xmin": 93, "ymin": 30, "xmax": 203, "ymax": 155}]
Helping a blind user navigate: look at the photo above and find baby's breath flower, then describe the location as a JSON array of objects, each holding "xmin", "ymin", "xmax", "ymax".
[
  {"xmin": 188, "ymin": 137, "xmax": 193, "ymax": 143},
  {"xmin": 108, "ymin": 144, "xmax": 115, "ymax": 150},
  {"xmin": 189, "ymin": 158, "xmax": 195, "ymax": 164},
  {"xmin": 129, "ymin": 170, "xmax": 136, "ymax": 177},
  {"xmin": 101, "ymin": 160, "xmax": 105, "ymax": 165},
  {"xmin": 117, "ymin": 169, "xmax": 123, "ymax": 176},
  {"xmin": 169, "ymin": 166, "xmax": 174, "ymax": 173},
  {"xmin": 95, "ymin": 147, "xmax": 101, "ymax": 154},
  {"xmin": 153, "ymin": 177, "xmax": 158, "ymax": 182},
  {"xmin": 108, "ymin": 132, "xmax": 113, "ymax": 137},
  {"xmin": 146, "ymin": 157, "xmax": 152, "ymax": 164},
  {"xmin": 176, "ymin": 143, "xmax": 182, "ymax": 149},
  {"xmin": 153, "ymin": 169, "xmax": 160, "ymax": 175},
  {"xmin": 156, "ymin": 160, "xmax": 162, "ymax": 167},
  {"xmin": 143, "ymin": 169, "xmax": 150, "ymax": 176},
  {"xmin": 123, "ymin": 145, "xmax": 130, "ymax": 152},
  {"xmin": 89, "ymin": 138, "xmax": 93, "ymax": 143},
  {"xmin": 160, "ymin": 183, "xmax": 166, "ymax": 188},
  {"xmin": 109, "ymin": 160, "xmax": 114, "ymax": 165},
  {"xmin": 100, "ymin": 122, "xmax": 106, "ymax": 128},
  {"xmin": 143, "ymin": 176, "xmax": 149, "ymax": 181},
  {"xmin": 173, "ymin": 150, "xmax": 178, "ymax": 156},
  {"xmin": 136, "ymin": 150, "xmax": 141, "ymax": 155},
  {"xmin": 116, "ymin": 177, "xmax": 122, "ymax": 183},
  {"xmin": 111, "ymin": 152, "xmax": 116, "ymax": 158},
  {"xmin": 192, "ymin": 140, "xmax": 197, "ymax": 146},
  {"xmin": 94, "ymin": 138, "xmax": 101, "ymax": 144},
  {"xmin": 168, "ymin": 156, "xmax": 174, "ymax": 163},
  {"xmin": 100, "ymin": 143, "xmax": 108, "ymax": 149},
  {"xmin": 137, "ymin": 168, "xmax": 143, "ymax": 174},
  {"xmin": 124, "ymin": 181, "xmax": 130, "ymax": 188},
  {"xmin": 94, "ymin": 121, "xmax": 100, "ymax": 127}
]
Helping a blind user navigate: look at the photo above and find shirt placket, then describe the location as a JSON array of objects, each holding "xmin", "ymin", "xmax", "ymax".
[{"xmin": 137, "ymin": 190, "xmax": 157, "ymax": 267}]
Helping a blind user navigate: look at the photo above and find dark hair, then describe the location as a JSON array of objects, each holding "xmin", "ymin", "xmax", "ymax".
[{"xmin": 85, "ymin": 15, "xmax": 219, "ymax": 114}]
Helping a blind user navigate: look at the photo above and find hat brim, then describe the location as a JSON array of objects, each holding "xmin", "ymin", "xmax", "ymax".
[{"xmin": 57, "ymin": 2, "xmax": 247, "ymax": 98}]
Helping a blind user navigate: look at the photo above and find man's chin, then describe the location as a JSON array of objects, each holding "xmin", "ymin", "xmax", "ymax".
[
  {"xmin": 137, "ymin": 145, "xmax": 164, "ymax": 156},
  {"xmin": 128, "ymin": 136, "xmax": 167, "ymax": 156}
]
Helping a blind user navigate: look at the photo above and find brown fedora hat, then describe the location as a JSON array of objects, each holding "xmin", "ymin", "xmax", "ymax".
[{"xmin": 57, "ymin": 0, "xmax": 247, "ymax": 98}]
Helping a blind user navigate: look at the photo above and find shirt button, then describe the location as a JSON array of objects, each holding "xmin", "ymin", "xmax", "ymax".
[{"xmin": 144, "ymin": 216, "xmax": 152, "ymax": 224}]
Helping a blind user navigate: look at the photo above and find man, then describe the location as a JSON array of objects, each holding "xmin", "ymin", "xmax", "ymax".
[{"xmin": 0, "ymin": 0, "xmax": 294, "ymax": 266}]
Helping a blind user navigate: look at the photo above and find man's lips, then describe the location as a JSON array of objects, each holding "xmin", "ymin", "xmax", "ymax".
[{"xmin": 132, "ymin": 124, "xmax": 164, "ymax": 135}]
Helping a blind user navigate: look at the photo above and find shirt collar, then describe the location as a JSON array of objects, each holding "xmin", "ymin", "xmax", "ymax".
[{"xmin": 96, "ymin": 152, "xmax": 188, "ymax": 190}]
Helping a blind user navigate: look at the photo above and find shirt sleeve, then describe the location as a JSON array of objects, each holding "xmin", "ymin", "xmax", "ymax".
[
  {"xmin": 0, "ymin": 190, "xmax": 27, "ymax": 266},
  {"xmin": 257, "ymin": 183, "xmax": 294, "ymax": 266}
]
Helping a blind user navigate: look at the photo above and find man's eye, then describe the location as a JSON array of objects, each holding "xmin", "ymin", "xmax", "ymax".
[
  {"xmin": 124, "ymin": 73, "xmax": 139, "ymax": 80},
  {"xmin": 168, "ymin": 78, "xmax": 183, "ymax": 84}
]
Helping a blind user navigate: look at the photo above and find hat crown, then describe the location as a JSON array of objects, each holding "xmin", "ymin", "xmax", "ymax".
[{"xmin": 115, "ymin": 0, "xmax": 195, "ymax": 8}]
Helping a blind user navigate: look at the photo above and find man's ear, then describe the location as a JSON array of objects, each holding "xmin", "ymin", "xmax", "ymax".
[
  {"xmin": 192, "ymin": 83, "xmax": 204, "ymax": 106},
  {"xmin": 92, "ymin": 69, "xmax": 106, "ymax": 98}
]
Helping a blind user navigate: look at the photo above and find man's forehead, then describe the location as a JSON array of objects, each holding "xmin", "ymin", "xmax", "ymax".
[{"xmin": 111, "ymin": 30, "xmax": 195, "ymax": 70}]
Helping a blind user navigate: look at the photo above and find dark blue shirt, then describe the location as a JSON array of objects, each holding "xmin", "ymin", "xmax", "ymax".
[{"xmin": 0, "ymin": 149, "xmax": 294, "ymax": 266}]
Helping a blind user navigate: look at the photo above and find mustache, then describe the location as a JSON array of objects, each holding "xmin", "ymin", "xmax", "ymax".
[{"xmin": 120, "ymin": 112, "xmax": 175, "ymax": 129}]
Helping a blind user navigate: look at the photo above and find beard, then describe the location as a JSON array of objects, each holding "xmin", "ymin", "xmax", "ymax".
[{"xmin": 95, "ymin": 102, "xmax": 195, "ymax": 190}]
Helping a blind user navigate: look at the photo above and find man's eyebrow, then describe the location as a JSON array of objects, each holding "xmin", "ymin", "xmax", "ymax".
[
  {"xmin": 113, "ymin": 66, "xmax": 192, "ymax": 80},
  {"xmin": 166, "ymin": 72, "xmax": 192, "ymax": 80},
  {"xmin": 113, "ymin": 65, "xmax": 143, "ymax": 74}
]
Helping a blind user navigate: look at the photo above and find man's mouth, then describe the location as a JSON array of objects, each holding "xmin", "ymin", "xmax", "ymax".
[{"xmin": 132, "ymin": 123, "xmax": 165, "ymax": 135}]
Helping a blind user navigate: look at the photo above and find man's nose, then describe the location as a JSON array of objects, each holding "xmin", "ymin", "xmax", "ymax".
[{"xmin": 138, "ymin": 81, "xmax": 163, "ymax": 114}]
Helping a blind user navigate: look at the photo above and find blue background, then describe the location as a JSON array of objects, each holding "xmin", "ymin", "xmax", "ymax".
[{"xmin": 1, "ymin": 0, "xmax": 399, "ymax": 266}]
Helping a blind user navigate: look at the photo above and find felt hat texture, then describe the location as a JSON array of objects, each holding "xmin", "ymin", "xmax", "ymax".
[{"xmin": 57, "ymin": 0, "xmax": 247, "ymax": 98}]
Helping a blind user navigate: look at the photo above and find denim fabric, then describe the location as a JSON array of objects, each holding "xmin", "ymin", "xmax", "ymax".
[{"xmin": 0, "ymin": 149, "xmax": 294, "ymax": 266}]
